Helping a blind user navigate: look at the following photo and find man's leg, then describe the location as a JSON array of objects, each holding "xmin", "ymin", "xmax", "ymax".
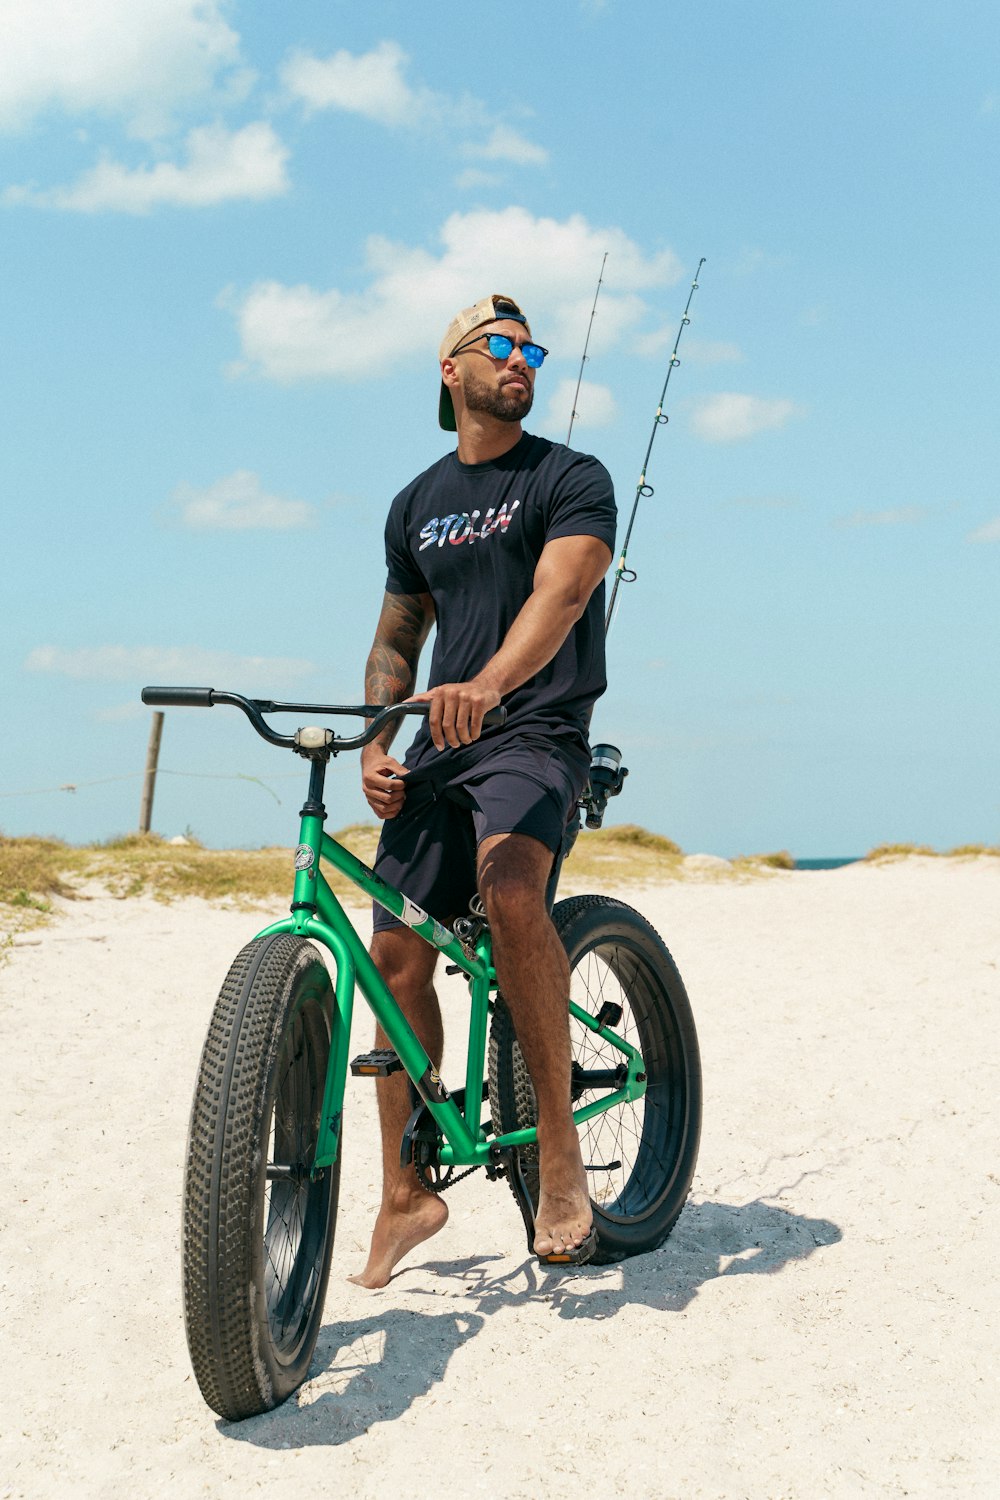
[
  {"xmin": 348, "ymin": 925, "xmax": 449, "ymax": 1289},
  {"xmin": 477, "ymin": 832, "xmax": 593, "ymax": 1259}
]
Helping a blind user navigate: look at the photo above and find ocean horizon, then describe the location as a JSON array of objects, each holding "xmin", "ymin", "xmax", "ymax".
[{"xmin": 793, "ymin": 857, "xmax": 861, "ymax": 871}]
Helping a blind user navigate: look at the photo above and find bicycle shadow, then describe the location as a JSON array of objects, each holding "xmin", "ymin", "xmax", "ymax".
[
  {"xmin": 438, "ymin": 1197, "xmax": 843, "ymax": 1320},
  {"xmin": 222, "ymin": 1198, "xmax": 839, "ymax": 1448},
  {"xmin": 221, "ymin": 1305, "xmax": 485, "ymax": 1447}
]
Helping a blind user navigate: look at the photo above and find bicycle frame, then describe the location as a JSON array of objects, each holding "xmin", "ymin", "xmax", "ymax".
[
  {"xmin": 255, "ymin": 801, "xmax": 648, "ymax": 1176},
  {"xmin": 137, "ymin": 685, "xmax": 648, "ymax": 1180}
]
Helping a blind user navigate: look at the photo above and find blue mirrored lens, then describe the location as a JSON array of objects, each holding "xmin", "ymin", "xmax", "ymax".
[{"xmin": 485, "ymin": 334, "xmax": 546, "ymax": 367}]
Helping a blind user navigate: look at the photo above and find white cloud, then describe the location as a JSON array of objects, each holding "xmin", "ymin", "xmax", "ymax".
[
  {"xmin": 543, "ymin": 378, "xmax": 618, "ymax": 436},
  {"xmin": 25, "ymin": 645, "xmax": 315, "ymax": 689},
  {"xmin": 227, "ymin": 206, "xmax": 682, "ymax": 383},
  {"xmin": 461, "ymin": 126, "xmax": 548, "ymax": 167},
  {"xmin": 967, "ymin": 516, "xmax": 1000, "ymax": 543},
  {"xmin": 836, "ymin": 506, "xmax": 927, "ymax": 528},
  {"xmin": 282, "ymin": 40, "xmax": 440, "ymax": 127},
  {"xmin": 170, "ymin": 470, "xmax": 316, "ymax": 530},
  {"xmin": 282, "ymin": 43, "xmax": 546, "ymax": 167},
  {"xmin": 6, "ymin": 122, "xmax": 289, "ymax": 212},
  {"xmin": 0, "ymin": 0, "xmax": 246, "ymax": 137},
  {"xmin": 690, "ymin": 392, "xmax": 801, "ymax": 443}
]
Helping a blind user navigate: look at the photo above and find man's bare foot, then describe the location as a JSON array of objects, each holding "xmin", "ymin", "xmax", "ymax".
[
  {"xmin": 532, "ymin": 1132, "xmax": 593, "ymax": 1260},
  {"xmin": 348, "ymin": 1190, "xmax": 449, "ymax": 1289}
]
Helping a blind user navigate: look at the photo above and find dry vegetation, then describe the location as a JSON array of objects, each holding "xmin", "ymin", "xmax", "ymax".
[
  {"xmin": 3, "ymin": 829, "xmax": 998, "ymax": 931},
  {"xmin": 2, "ymin": 822, "xmax": 694, "ymax": 916},
  {"xmin": 864, "ymin": 842, "xmax": 1000, "ymax": 861},
  {"xmin": 0, "ymin": 827, "xmax": 381, "ymax": 918}
]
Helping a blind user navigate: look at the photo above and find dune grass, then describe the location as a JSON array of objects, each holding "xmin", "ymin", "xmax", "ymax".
[
  {"xmin": 864, "ymin": 842, "xmax": 938, "ymax": 861},
  {"xmin": 561, "ymin": 824, "xmax": 685, "ymax": 888},
  {"xmin": 864, "ymin": 842, "xmax": 1000, "ymax": 861},
  {"xmin": 0, "ymin": 827, "xmax": 381, "ymax": 913},
  {"xmin": 3, "ymin": 827, "xmax": 997, "ymax": 923},
  {"xmin": 738, "ymin": 849, "xmax": 795, "ymax": 870},
  {"xmin": 2, "ymin": 823, "xmax": 692, "ymax": 910},
  {"xmin": 0, "ymin": 835, "xmax": 82, "ymax": 912}
]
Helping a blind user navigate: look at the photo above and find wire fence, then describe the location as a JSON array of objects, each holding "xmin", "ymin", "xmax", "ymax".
[{"xmin": 0, "ymin": 767, "xmax": 300, "ymax": 806}]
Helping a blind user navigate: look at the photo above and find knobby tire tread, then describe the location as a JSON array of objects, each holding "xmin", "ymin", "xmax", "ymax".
[{"xmin": 182, "ymin": 934, "xmax": 337, "ymax": 1420}]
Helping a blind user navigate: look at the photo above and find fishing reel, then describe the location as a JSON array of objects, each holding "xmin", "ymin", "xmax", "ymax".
[{"xmin": 579, "ymin": 742, "xmax": 628, "ymax": 830}]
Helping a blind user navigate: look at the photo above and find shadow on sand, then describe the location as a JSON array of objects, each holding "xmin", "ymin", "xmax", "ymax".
[{"xmin": 223, "ymin": 1197, "xmax": 840, "ymax": 1448}]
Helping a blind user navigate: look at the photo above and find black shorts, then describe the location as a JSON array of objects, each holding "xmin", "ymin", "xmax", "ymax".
[{"xmin": 371, "ymin": 742, "xmax": 587, "ymax": 934}]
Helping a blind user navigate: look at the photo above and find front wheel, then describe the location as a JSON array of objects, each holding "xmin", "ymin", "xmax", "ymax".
[
  {"xmin": 488, "ymin": 895, "xmax": 701, "ymax": 1263},
  {"xmin": 182, "ymin": 934, "xmax": 340, "ymax": 1420}
]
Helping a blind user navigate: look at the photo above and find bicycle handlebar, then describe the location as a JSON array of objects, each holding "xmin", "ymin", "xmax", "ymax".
[
  {"xmin": 140, "ymin": 686, "xmax": 507, "ymax": 753},
  {"xmin": 141, "ymin": 686, "xmax": 216, "ymax": 708}
]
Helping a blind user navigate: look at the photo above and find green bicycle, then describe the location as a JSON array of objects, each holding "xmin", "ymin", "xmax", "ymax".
[{"xmin": 141, "ymin": 686, "xmax": 702, "ymax": 1422}]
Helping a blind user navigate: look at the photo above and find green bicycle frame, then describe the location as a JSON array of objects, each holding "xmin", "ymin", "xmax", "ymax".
[{"xmin": 256, "ymin": 799, "xmax": 648, "ymax": 1174}]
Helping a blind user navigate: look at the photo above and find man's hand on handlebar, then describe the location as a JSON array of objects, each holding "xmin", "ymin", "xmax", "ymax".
[
  {"xmin": 361, "ymin": 748, "xmax": 408, "ymax": 819},
  {"xmin": 407, "ymin": 681, "xmax": 502, "ymax": 752}
]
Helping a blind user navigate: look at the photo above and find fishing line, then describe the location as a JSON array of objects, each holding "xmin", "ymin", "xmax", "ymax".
[
  {"xmin": 566, "ymin": 251, "xmax": 608, "ymax": 447},
  {"xmin": 605, "ymin": 257, "xmax": 706, "ymax": 635}
]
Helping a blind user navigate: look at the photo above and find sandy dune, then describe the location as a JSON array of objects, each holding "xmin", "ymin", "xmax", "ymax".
[{"xmin": 1, "ymin": 857, "xmax": 997, "ymax": 1498}]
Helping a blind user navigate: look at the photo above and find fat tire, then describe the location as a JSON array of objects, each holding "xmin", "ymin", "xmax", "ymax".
[
  {"xmin": 182, "ymin": 934, "xmax": 340, "ymax": 1420},
  {"xmin": 488, "ymin": 895, "xmax": 701, "ymax": 1264}
]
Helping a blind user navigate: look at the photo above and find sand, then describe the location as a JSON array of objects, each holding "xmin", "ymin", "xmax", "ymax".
[{"xmin": 1, "ymin": 856, "xmax": 997, "ymax": 1499}]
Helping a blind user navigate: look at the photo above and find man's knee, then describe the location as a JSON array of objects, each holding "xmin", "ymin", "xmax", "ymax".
[
  {"xmin": 370, "ymin": 925, "xmax": 437, "ymax": 990},
  {"xmin": 478, "ymin": 834, "xmax": 552, "ymax": 932}
]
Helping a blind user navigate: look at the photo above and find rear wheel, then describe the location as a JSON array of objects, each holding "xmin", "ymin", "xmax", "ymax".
[
  {"xmin": 489, "ymin": 895, "xmax": 701, "ymax": 1263},
  {"xmin": 182, "ymin": 934, "xmax": 340, "ymax": 1420}
]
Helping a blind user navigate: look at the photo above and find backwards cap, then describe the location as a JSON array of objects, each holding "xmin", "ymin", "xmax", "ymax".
[{"xmin": 437, "ymin": 294, "xmax": 531, "ymax": 431}]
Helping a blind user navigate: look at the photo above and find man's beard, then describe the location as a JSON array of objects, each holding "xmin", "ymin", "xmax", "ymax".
[{"xmin": 461, "ymin": 368, "xmax": 533, "ymax": 424}]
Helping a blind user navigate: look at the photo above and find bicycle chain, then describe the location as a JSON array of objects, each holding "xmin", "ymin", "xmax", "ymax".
[{"xmin": 414, "ymin": 1159, "xmax": 483, "ymax": 1194}]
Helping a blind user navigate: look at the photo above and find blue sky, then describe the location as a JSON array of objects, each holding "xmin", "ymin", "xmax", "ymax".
[{"xmin": 2, "ymin": 0, "xmax": 997, "ymax": 857}]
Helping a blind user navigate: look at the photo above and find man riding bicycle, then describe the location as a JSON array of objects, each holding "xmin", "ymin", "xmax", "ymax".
[{"xmin": 352, "ymin": 293, "xmax": 616, "ymax": 1286}]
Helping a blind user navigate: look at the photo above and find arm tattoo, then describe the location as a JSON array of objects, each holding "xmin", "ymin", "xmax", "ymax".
[{"xmin": 365, "ymin": 590, "xmax": 433, "ymax": 750}]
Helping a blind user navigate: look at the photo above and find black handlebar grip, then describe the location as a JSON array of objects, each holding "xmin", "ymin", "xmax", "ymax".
[
  {"xmin": 141, "ymin": 686, "xmax": 215, "ymax": 707},
  {"xmin": 482, "ymin": 705, "xmax": 507, "ymax": 728}
]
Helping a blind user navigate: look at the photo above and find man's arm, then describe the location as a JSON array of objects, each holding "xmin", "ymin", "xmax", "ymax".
[
  {"xmin": 411, "ymin": 533, "xmax": 611, "ymax": 751},
  {"xmin": 361, "ymin": 589, "xmax": 434, "ymax": 817}
]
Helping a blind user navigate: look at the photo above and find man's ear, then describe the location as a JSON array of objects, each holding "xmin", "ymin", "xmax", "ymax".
[{"xmin": 441, "ymin": 357, "xmax": 460, "ymax": 390}]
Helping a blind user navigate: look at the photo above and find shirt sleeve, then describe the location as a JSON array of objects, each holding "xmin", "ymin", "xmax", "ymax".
[
  {"xmin": 544, "ymin": 453, "xmax": 617, "ymax": 553},
  {"xmin": 383, "ymin": 493, "xmax": 429, "ymax": 595}
]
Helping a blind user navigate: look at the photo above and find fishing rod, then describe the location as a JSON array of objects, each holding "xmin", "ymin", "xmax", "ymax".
[
  {"xmin": 605, "ymin": 256, "xmax": 706, "ymax": 634},
  {"xmin": 566, "ymin": 251, "xmax": 609, "ymax": 446}
]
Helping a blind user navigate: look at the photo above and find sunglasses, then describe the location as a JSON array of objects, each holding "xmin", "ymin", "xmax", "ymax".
[{"xmin": 451, "ymin": 332, "xmax": 549, "ymax": 368}]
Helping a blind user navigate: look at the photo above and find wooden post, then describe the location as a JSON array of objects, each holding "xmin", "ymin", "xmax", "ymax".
[{"xmin": 139, "ymin": 711, "xmax": 165, "ymax": 834}]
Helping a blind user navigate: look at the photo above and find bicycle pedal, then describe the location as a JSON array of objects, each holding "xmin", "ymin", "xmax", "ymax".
[
  {"xmin": 350, "ymin": 1049, "xmax": 403, "ymax": 1077},
  {"xmin": 594, "ymin": 1001, "xmax": 623, "ymax": 1030}
]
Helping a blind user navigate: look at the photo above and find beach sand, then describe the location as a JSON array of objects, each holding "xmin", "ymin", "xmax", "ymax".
[{"xmin": 1, "ymin": 856, "xmax": 997, "ymax": 1498}]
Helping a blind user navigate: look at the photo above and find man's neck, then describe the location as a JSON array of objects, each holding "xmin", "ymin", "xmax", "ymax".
[{"xmin": 454, "ymin": 416, "xmax": 524, "ymax": 466}]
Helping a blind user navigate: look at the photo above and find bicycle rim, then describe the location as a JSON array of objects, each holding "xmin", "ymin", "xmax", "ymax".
[
  {"xmin": 570, "ymin": 936, "xmax": 684, "ymax": 1221},
  {"xmin": 261, "ymin": 997, "xmax": 332, "ymax": 1363}
]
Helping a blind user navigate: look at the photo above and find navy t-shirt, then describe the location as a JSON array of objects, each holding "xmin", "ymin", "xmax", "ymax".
[{"xmin": 384, "ymin": 432, "xmax": 616, "ymax": 774}]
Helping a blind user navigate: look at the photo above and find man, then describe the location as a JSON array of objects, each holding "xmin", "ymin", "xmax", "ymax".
[{"xmin": 350, "ymin": 293, "xmax": 616, "ymax": 1288}]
